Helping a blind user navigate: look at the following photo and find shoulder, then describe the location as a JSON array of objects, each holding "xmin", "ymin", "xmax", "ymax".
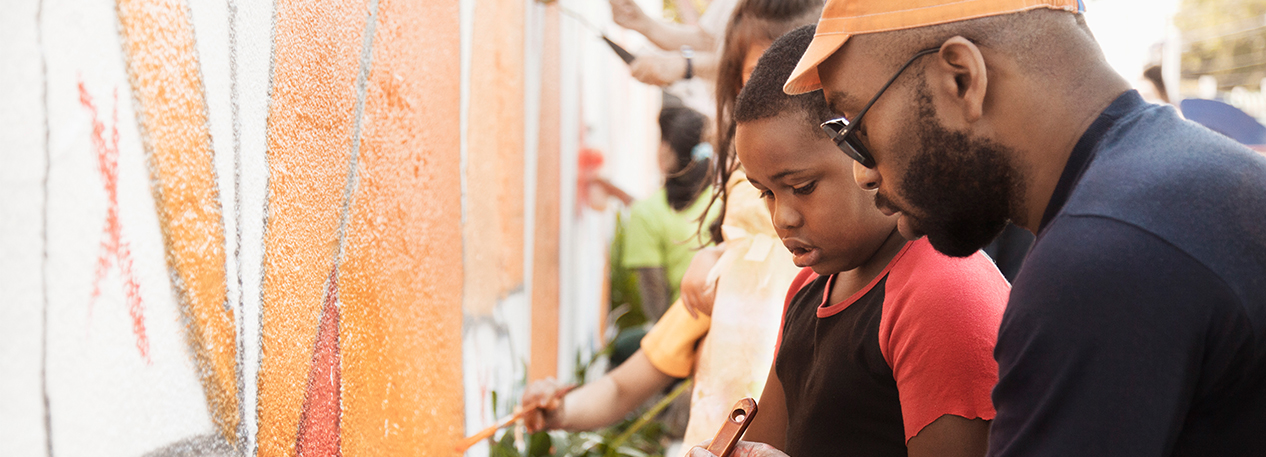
[
  {"xmin": 1007, "ymin": 215, "xmax": 1242, "ymax": 346},
  {"xmin": 878, "ymin": 239, "xmax": 1009, "ymax": 363},
  {"xmin": 629, "ymin": 189, "xmax": 668, "ymax": 215},
  {"xmin": 1066, "ymin": 106, "xmax": 1266, "ymax": 289},
  {"xmin": 884, "ymin": 238, "xmax": 1011, "ymax": 312}
]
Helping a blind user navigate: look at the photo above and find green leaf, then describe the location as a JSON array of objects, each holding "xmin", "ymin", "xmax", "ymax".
[{"xmin": 528, "ymin": 432, "xmax": 552, "ymax": 456}]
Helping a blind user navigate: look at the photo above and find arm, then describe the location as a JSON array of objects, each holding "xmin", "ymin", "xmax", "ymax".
[
  {"xmin": 636, "ymin": 267, "xmax": 671, "ymax": 321},
  {"xmin": 629, "ymin": 51, "xmax": 718, "ymax": 86},
  {"xmin": 907, "ymin": 415, "xmax": 989, "ymax": 457},
  {"xmin": 522, "ymin": 350, "xmax": 677, "ymax": 432},
  {"xmin": 680, "ymin": 244, "xmax": 724, "ymax": 318},
  {"xmin": 990, "ymin": 217, "xmax": 1234, "ymax": 456},
  {"xmin": 609, "ymin": 0, "xmax": 715, "ymax": 51},
  {"xmin": 739, "ymin": 360, "xmax": 788, "ymax": 450}
]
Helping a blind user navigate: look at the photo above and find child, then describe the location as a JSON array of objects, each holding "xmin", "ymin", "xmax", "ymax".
[
  {"xmin": 700, "ymin": 25, "xmax": 1010, "ymax": 457},
  {"xmin": 622, "ymin": 105, "xmax": 718, "ymax": 322}
]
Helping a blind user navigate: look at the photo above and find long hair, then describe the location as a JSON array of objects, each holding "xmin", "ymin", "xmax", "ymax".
[
  {"xmin": 705, "ymin": 0, "xmax": 823, "ymax": 243},
  {"xmin": 660, "ymin": 106, "xmax": 711, "ymax": 211}
]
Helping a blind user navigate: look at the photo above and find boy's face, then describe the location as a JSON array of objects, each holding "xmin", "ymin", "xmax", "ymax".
[{"xmin": 737, "ymin": 113, "xmax": 899, "ymax": 275}]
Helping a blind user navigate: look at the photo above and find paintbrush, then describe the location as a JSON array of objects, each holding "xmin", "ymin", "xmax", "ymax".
[
  {"xmin": 556, "ymin": 4, "xmax": 637, "ymax": 64},
  {"xmin": 453, "ymin": 385, "xmax": 576, "ymax": 453}
]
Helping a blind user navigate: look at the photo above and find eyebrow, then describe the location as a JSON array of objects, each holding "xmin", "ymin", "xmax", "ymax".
[{"xmin": 770, "ymin": 167, "xmax": 812, "ymax": 181}]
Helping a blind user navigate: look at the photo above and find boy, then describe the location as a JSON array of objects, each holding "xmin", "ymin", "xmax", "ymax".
[{"xmin": 699, "ymin": 26, "xmax": 1009, "ymax": 457}]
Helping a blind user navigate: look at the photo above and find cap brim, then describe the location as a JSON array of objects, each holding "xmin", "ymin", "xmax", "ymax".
[{"xmin": 784, "ymin": 33, "xmax": 850, "ymax": 95}]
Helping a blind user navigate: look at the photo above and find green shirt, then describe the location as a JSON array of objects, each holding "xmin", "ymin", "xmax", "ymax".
[{"xmin": 621, "ymin": 188, "xmax": 719, "ymax": 302}]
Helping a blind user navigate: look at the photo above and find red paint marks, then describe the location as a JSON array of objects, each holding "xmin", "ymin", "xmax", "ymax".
[
  {"xmin": 297, "ymin": 266, "xmax": 343, "ymax": 457},
  {"xmin": 79, "ymin": 80, "xmax": 150, "ymax": 363}
]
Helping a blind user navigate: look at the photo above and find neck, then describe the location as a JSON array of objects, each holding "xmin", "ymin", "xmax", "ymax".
[
  {"xmin": 1010, "ymin": 68, "xmax": 1131, "ymax": 232},
  {"xmin": 829, "ymin": 228, "xmax": 907, "ymax": 305}
]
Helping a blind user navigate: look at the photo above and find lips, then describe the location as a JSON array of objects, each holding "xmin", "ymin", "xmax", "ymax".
[{"xmin": 782, "ymin": 238, "xmax": 822, "ymax": 267}]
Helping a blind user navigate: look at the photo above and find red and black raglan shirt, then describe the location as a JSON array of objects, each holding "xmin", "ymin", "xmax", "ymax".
[{"xmin": 774, "ymin": 238, "xmax": 1010, "ymax": 456}]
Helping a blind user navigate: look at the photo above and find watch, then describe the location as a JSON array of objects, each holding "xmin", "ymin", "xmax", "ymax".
[{"xmin": 681, "ymin": 45, "xmax": 695, "ymax": 80}]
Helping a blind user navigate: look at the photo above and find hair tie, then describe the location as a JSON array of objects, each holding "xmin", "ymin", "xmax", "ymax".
[{"xmin": 691, "ymin": 142, "xmax": 714, "ymax": 162}]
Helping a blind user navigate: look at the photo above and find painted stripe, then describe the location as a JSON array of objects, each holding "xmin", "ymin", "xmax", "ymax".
[
  {"xmin": 296, "ymin": 267, "xmax": 342, "ymax": 457},
  {"xmin": 115, "ymin": 0, "xmax": 238, "ymax": 442},
  {"xmin": 462, "ymin": 0, "xmax": 526, "ymax": 316},
  {"xmin": 256, "ymin": 0, "xmax": 371, "ymax": 454},
  {"xmin": 337, "ymin": 0, "xmax": 465, "ymax": 452},
  {"xmin": 529, "ymin": 4, "xmax": 562, "ymax": 382}
]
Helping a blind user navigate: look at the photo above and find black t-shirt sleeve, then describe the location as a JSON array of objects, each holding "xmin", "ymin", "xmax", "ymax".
[{"xmin": 989, "ymin": 215, "xmax": 1240, "ymax": 457}]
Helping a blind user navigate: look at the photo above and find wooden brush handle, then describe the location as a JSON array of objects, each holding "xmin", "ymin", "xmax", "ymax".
[{"xmin": 705, "ymin": 398, "xmax": 759, "ymax": 457}]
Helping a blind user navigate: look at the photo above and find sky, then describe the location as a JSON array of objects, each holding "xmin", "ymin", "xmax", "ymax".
[{"xmin": 1082, "ymin": 0, "xmax": 1183, "ymax": 85}]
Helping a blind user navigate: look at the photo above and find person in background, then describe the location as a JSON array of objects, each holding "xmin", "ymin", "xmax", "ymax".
[
  {"xmin": 517, "ymin": 105, "xmax": 716, "ymax": 436},
  {"xmin": 1140, "ymin": 64, "xmax": 1170, "ymax": 105},
  {"xmin": 609, "ymin": 0, "xmax": 738, "ymax": 87},
  {"xmin": 622, "ymin": 105, "xmax": 719, "ymax": 322},
  {"xmin": 770, "ymin": 0, "xmax": 1266, "ymax": 455}
]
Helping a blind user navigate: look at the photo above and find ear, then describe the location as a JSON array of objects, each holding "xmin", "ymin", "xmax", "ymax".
[{"xmin": 930, "ymin": 36, "xmax": 988, "ymax": 124}]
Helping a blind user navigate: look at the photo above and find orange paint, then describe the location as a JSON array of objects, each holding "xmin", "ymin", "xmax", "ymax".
[
  {"xmin": 115, "ymin": 0, "xmax": 237, "ymax": 440},
  {"xmin": 257, "ymin": 0, "xmax": 369, "ymax": 455},
  {"xmin": 296, "ymin": 268, "xmax": 342, "ymax": 457},
  {"xmin": 529, "ymin": 5, "xmax": 563, "ymax": 382},
  {"xmin": 337, "ymin": 0, "xmax": 465, "ymax": 453},
  {"xmin": 462, "ymin": 0, "xmax": 526, "ymax": 315}
]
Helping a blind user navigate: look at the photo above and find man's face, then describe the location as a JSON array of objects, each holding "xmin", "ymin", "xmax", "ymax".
[{"xmin": 818, "ymin": 44, "xmax": 1023, "ymax": 257}]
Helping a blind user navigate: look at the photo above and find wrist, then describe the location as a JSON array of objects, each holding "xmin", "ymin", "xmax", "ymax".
[
  {"xmin": 681, "ymin": 45, "xmax": 695, "ymax": 80},
  {"xmin": 544, "ymin": 396, "xmax": 567, "ymax": 429}
]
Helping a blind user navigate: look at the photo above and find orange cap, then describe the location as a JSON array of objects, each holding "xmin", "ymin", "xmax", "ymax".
[{"xmin": 784, "ymin": 0, "xmax": 1084, "ymax": 95}]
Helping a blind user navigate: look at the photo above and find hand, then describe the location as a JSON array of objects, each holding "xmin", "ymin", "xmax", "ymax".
[
  {"xmin": 686, "ymin": 440, "xmax": 789, "ymax": 457},
  {"xmin": 609, "ymin": 0, "xmax": 651, "ymax": 32},
  {"xmin": 520, "ymin": 377, "xmax": 568, "ymax": 433},
  {"xmin": 681, "ymin": 245, "xmax": 724, "ymax": 318},
  {"xmin": 630, "ymin": 55, "xmax": 688, "ymax": 87}
]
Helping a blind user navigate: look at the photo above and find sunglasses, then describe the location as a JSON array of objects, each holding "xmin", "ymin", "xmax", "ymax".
[{"xmin": 820, "ymin": 47, "xmax": 941, "ymax": 169}]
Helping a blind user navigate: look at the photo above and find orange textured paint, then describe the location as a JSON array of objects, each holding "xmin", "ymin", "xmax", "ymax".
[
  {"xmin": 529, "ymin": 5, "xmax": 562, "ymax": 382},
  {"xmin": 115, "ymin": 0, "xmax": 237, "ymax": 440},
  {"xmin": 463, "ymin": 0, "xmax": 526, "ymax": 315},
  {"xmin": 258, "ymin": 0, "xmax": 369, "ymax": 455},
  {"xmin": 336, "ymin": 0, "xmax": 464, "ymax": 453}
]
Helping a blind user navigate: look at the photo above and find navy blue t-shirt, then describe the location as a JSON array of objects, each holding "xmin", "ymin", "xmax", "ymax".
[{"xmin": 990, "ymin": 91, "xmax": 1266, "ymax": 456}]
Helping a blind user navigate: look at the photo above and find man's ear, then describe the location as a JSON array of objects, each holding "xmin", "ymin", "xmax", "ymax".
[{"xmin": 931, "ymin": 36, "xmax": 988, "ymax": 124}]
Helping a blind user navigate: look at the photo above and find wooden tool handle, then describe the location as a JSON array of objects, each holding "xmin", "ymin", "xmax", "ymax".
[
  {"xmin": 705, "ymin": 398, "xmax": 759, "ymax": 457},
  {"xmin": 453, "ymin": 384, "xmax": 576, "ymax": 454}
]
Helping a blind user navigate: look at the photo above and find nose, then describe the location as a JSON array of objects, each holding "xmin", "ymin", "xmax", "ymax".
[
  {"xmin": 772, "ymin": 198, "xmax": 803, "ymax": 230},
  {"xmin": 853, "ymin": 161, "xmax": 881, "ymax": 191}
]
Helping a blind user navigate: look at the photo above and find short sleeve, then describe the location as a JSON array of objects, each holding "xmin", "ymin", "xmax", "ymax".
[
  {"xmin": 622, "ymin": 199, "xmax": 665, "ymax": 270},
  {"xmin": 641, "ymin": 299, "xmax": 711, "ymax": 378},
  {"xmin": 990, "ymin": 216, "xmax": 1239, "ymax": 457},
  {"xmin": 880, "ymin": 240, "xmax": 1010, "ymax": 442}
]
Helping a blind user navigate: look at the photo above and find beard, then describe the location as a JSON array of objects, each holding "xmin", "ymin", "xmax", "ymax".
[{"xmin": 890, "ymin": 84, "xmax": 1024, "ymax": 257}]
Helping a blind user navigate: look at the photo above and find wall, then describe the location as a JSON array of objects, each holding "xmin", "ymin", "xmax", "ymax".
[{"xmin": 0, "ymin": 0, "xmax": 658, "ymax": 455}]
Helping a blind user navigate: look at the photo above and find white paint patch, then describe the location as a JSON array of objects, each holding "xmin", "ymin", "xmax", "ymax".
[
  {"xmin": 461, "ymin": 290, "xmax": 529, "ymax": 456},
  {"xmin": 0, "ymin": 0, "xmax": 54, "ymax": 454},
  {"xmin": 36, "ymin": 0, "xmax": 215, "ymax": 454},
  {"xmin": 232, "ymin": 0, "xmax": 276, "ymax": 451}
]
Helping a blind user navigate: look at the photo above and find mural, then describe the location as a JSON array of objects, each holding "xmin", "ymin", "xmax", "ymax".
[{"xmin": 0, "ymin": 0, "xmax": 657, "ymax": 456}]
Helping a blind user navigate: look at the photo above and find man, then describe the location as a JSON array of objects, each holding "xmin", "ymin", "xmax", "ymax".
[{"xmin": 689, "ymin": 1, "xmax": 1266, "ymax": 456}]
